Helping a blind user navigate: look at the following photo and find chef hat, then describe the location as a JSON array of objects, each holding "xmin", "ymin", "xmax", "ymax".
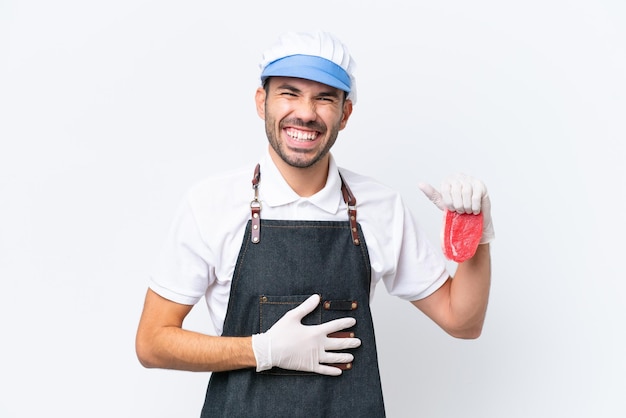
[{"xmin": 259, "ymin": 31, "xmax": 357, "ymax": 104}]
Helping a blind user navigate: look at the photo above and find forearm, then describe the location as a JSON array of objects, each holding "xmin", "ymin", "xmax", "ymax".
[
  {"xmin": 412, "ymin": 243, "xmax": 491, "ymax": 338},
  {"xmin": 136, "ymin": 327, "xmax": 256, "ymax": 372},
  {"xmin": 448, "ymin": 243, "xmax": 491, "ymax": 338},
  {"xmin": 416, "ymin": 173, "xmax": 494, "ymax": 338},
  {"xmin": 135, "ymin": 289, "xmax": 258, "ymax": 372}
]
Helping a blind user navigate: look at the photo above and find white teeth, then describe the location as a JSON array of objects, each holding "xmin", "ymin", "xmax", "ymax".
[{"xmin": 286, "ymin": 129, "xmax": 316, "ymax": 141}]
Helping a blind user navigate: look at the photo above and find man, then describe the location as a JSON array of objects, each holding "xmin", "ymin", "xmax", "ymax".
[{"xmin": 136, "ymin": 30, "xmax": 494, "ymax": 417}]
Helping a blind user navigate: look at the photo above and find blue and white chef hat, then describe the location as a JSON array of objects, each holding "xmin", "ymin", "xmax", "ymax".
[{"xmin": 259, "ymin": 31, "xmax": 357, "ymax": 104}]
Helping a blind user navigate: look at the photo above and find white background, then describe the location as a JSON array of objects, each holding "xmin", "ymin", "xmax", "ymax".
[{"xmin": 1, "ymin": 1, "xmax": 625, "ymax": 417}]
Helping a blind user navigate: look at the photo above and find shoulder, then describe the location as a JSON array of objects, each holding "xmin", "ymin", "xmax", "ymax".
[
  {"xmin": 188, "ymin": 166, "xmax": 253, "ymax": 206},
  {"xmin": 183, "ymin": 165, "xmax": 257, "ymax": 234},
  {"xmin": 337, "ymin": 166, "xmax": 404, "ymax": 208}
]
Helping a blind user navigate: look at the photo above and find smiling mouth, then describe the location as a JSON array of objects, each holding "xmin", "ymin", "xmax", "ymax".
[{"xmin": 285, "ymin": 127, "xmax": 319, "ymax": 142}]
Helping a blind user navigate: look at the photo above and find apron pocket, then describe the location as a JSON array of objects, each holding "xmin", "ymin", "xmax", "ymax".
[
  {"xmin": 258, "ymin": 294, "xmax": 322, "ymax": 376},
  {"xmin": 257, "ymin": 294, "xmax": 360, "ymax": 376},
  {"xmin": 258, "ymin": 294, "xmax": 322, "ymax": 333}
]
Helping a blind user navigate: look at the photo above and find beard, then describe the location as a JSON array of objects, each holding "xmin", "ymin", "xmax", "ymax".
[{"xmin": 264, "ymin": 114, "xmax": 341, "ymax": 169}]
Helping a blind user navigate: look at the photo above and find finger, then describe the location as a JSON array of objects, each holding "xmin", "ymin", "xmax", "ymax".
[
  {"xmin": 325, "ymin": 336, "xmax": 361, "ymax": 351},
  {"xmin": 317, "ymin": 317, "xmax": 357, "ymax": 334},
  {"xmin": 440, "ymin": 180, "xmax": 455, "ymax": 211},
  {"xmin": 471, "ymin": 179, "xmax": 486, "ymax": 214},
  {"xmin": 444, "ymin": 174, "xmax": 473, "ymax": 213},
  {"xmin": 460, "ymin": 177, "xmax": 474, "ymax": 214},
  {"xmin": 418, "ymin": 182, "xmax": 445, "ymax": 211},
  {"xmin": 312, "ymin": 364, "xmax": 344, "ymax": 376},
  {"xmin": 319, "ymin": 351, "xmax": 354, "ymax": 365},
  {"xmin": 286, "ymin": 294, "xmax": 321, "ymax": 320},
  {"xmin": 480, "ymin": 191, "xmax": 491, "ymax": 215},
  {"xmin": 448, "ymin": 176, "xmax": 469, "ymax": 213}
]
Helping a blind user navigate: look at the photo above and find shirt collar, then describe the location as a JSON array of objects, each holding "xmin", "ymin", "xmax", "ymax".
[{"xmin": 259, "ymin": 148, "xmax": 343, "ymax": 214}]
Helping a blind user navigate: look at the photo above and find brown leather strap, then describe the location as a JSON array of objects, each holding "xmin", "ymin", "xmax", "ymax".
[
  {"xmin": 250, "ymin": 165, "xmax": 360, "ymax": 246},
  {"xmin": 326, "ymin": 362, "xmax": 353, "ymax": 370},
  {"xmin": 339, "ymin": 171, "xmax": 360, "ymax": 246},
  {"xmin": 323, "ymin": 300, "xmax": 358, "ymax": 311},
  {"xmin": 326, "ymin": 329, "xmax": 355, "ymax": 370},
  {"xmin": 250, "ymin": 164, "xmax": 261, "ymax": 243},
  {"xmin": 328, "ymin": 331, "xmax": 356, "ymax": 338},
  {"xmin": 252, "ymin": 163, "xmax": 261, "ymax": 188}
]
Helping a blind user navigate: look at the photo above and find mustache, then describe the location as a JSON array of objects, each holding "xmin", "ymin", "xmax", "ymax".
[{"xmin": 280, "ymin": 118, "xmax": 326, "ymax": 132}]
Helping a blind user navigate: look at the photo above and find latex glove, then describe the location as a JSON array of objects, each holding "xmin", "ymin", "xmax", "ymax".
[
  {"xmin": 251, "ymin": 294, "xmax": 361, "ymax": 376},
  {"xmin": 419, "ymin": 173, "xmax": 495, "ymax": 244}
]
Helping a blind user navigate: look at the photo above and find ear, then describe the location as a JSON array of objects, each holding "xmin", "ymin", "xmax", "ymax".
[
  {"xmin": 255, "ymin": 87, "xmax": 266, "ymax": 120},
  {"xmin": 338, "ymin": 99, "xmax": 353, "ymax": 130}
]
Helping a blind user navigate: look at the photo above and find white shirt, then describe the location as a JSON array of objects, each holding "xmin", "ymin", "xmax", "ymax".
[{"xmin": 150, "ymin": 149, "xmax": 449, "ymax": 335}]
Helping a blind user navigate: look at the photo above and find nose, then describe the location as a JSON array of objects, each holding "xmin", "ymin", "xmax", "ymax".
[{"xmin": 292, "ymin": 98, "xmax": 318, "ymax": 122}]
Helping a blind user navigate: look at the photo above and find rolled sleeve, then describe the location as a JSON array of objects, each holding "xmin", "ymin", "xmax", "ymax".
[{"xmin": 149, "ymin": 197, "xmax": 213, "ymax": 306}]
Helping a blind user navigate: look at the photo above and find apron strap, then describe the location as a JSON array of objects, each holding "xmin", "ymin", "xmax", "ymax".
[
  {"xmin": 338, "ymin": 171, "xmax": 360, "ymax": 246},
  {"xmin": 250, "ymin": 164, "xmax": 261, "ymax": 243},
  {"xmin": 250, "ymin": 164, "xmax": 361, "ymax": 246}
]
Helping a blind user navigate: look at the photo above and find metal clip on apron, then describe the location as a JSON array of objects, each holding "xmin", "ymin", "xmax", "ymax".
[{"xmin": 201, "ymin": 164, "xmax": 386, "ymax": 417}]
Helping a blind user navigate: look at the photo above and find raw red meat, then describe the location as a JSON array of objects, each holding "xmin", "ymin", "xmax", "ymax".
[{"xmin": 442, "ymin": 210, "xmax": 483, "ymax": 262}]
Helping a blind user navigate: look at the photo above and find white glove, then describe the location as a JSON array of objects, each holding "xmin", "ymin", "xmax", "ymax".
[
  {"xmin": 251, "ymin": 294, "xmax": 361, "ymax": 376},
  {"xmin": 419, "ymin": 173, "xmax": 495, "ymax": 244}
]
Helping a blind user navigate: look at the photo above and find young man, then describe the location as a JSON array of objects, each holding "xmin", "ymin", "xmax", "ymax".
[{"xmin": 136, "ymin": 30, "xmax": 494, "ymax": 417}]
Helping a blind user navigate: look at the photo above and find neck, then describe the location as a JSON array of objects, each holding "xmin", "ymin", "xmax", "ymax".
[{"xmin": 268, "ymin": 147, "xmax": 330, "ymax": 197}]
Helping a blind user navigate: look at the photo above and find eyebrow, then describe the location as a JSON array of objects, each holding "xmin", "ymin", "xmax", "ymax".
[
  {"xmin": 275, "ymin": 83, "xmax": 302, "ymax": 93},
  {"xmin": 275, "ymin": 82, "xmax": 341, "ymax": 98}
]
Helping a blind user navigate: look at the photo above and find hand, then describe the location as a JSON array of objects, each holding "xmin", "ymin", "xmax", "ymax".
[
  {"xmin": 251, "ymin": 294, "xmax": 361, "ymax": 376},
  {"xmin": 419, "ymin": 173, "xmax": 495, "ymax": 244}
]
